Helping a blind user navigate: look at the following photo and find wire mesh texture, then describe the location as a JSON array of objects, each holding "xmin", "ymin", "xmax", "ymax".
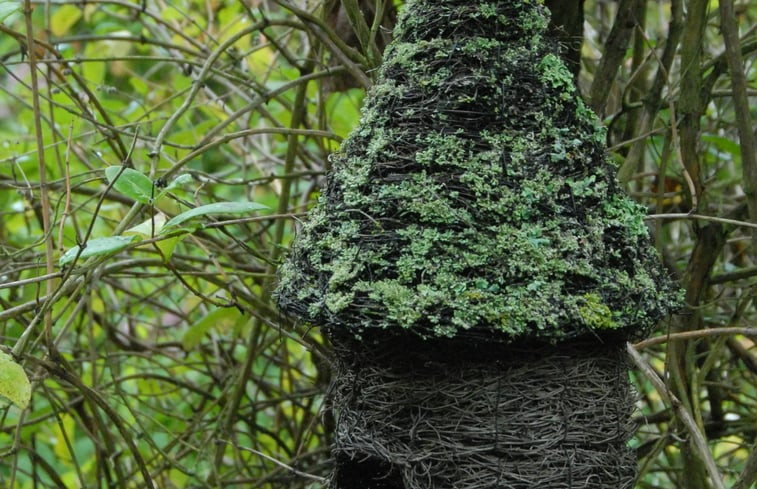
[{"xmin": 327, "ymin": 332, "xmax": 636, "ymax": 489}]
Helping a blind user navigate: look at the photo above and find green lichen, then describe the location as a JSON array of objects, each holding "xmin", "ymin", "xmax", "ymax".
[
  {"xmin": 276, "ymin": 0, "xmax": 682, "ymax": 342},
  {"xmin": 578, "ymin": 294, "xmax": 617, "ymax": 329},
  {"xmin": 539, "ymin": 53, "xmax": 575, "ymax": 93}
]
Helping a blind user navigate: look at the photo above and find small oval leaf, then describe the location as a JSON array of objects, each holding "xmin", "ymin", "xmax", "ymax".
[
  {"xmin": 59, "ymin": 235, "xmax": 137, "ymax": 266},
  {"xmin": 0, "ymin": 351, "xmax": 31, "ymax": 409},
  {"xmin": 125, "ymin": 213, "xmax": 167, "ymax": 238},
  {"xmin": 0, "ymin": 0, "xmax": 21, "ymax": 23},
  {"xmin": 162, "ymin": 201, "xmax": 268, "ymax": 231},
  {"xmin": 105, "ymin": 166, "xmax": 155, "ymax": 204}
]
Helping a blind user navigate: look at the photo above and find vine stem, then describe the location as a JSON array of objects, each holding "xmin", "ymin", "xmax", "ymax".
[{"xmin": 22, "ymin": 0, "xmax": 54, "ymax": 347}]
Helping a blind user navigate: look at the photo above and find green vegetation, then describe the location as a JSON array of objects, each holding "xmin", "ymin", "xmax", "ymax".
[{"xmin": 0, "ymin": 0, "xmax": 755, "ymax": 488}]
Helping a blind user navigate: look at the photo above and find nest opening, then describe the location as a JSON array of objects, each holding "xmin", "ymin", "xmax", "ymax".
[{"xmin": 334, "ymin": 454, "xmax": 403, "ymax": 489}]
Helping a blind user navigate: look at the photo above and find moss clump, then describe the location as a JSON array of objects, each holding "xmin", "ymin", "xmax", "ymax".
[
  {"xmin": 276, "ymin": 0, "xmax": 682, "ymax": 342},
  {"xmin": 579, "ymin": 293, "xmax": 617, "ymax": 330}
]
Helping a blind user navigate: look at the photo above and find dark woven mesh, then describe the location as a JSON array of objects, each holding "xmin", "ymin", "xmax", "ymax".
[{"xmin": 328, "ymin": 333, "xmax": 637, "ymax": 489}]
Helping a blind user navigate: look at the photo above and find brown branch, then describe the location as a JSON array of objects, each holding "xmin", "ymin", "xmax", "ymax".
[
  {"xmin": 718, "ymin": 0, "xmax": 757, "ymax": 244},
  {"xmin": 589, "ymin": 0, "xmax": 638, "ymax": 115},
  {"xmin": 617, "ymin": 0, "xmax": 683, "ymax": 183}
]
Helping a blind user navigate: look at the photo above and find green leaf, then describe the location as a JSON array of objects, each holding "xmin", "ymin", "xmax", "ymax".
[
  {"xmin": 50, "ymin": 4, "xmax": 82, "ymax": 36},
  {"xmin": 59, "ymin": 235, "xmax": 137, "ymax": 266},
  {"xmin": 182, "ymin": 308, "xmax": 243, "ymax": 350},
  {"xmin": 105, "ymin": 166, "xmax": 156, "ymax": 204},
  {"xmin": 702, "ymin": 134, "xmax": 741, "ymax": 160},
  {"xmin": 162, "ymin": 201, "xmax": 268, "ymax": 231},
  {"xmin": 125, "ymin": 213, "xmax": 167, "ymax": 238},
  {"xmin": 0, "ymin": 351, "xmax": 31, "ymax": 409},
  {"xmin": 0, "ymin": 0, "xmax": 20, "ymax": 23},
  {"xmin": 155, "ymin": 173, "xmax": 192, "ymax": 201},
  {"xmin": 125, "ymin": 214, "xmax": 185, "ymax": 260}
]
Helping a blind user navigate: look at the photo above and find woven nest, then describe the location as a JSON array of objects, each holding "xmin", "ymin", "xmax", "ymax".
[
  {"xmin": 326, "ymin": 332, "xmax": 637, "ymax": 489},
  {"xmin": 276, "ymin": 0, "xmax": 681, "ymax": 342}
]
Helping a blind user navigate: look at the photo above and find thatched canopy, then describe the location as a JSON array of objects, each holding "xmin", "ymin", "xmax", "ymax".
[{"xmin": 276, "ymin": 0, "xmax": 681, "ymax": 342}]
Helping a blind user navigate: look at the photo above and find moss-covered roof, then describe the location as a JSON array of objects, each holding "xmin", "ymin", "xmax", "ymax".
[{"xmin": 276, "ymin": 0, "xmax": 682, "ymax": 342}]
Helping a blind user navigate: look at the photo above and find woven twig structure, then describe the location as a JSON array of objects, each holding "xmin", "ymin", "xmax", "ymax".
[
  {"xmin": 276, "ymin": 0, "xmax": 681, "ymax": 487},
  {"xmin": 329, "ymin": 334, "xmax": 636, "ymax": 489}
]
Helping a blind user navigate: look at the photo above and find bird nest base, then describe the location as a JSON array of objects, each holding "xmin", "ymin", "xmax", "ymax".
[{"xmin": 327, "ymin": 331, "xmax": 636, "ymax": 489}]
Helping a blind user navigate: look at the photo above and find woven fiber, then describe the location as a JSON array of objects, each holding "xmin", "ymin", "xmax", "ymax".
[{"xmin": 328, "ymin": 333, "xmax": 636, "ymax": 489}]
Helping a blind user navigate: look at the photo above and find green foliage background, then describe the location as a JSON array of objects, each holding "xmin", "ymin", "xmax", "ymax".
[{"xmin": 0, "ymin": 0, "xmax": 755, "ymax": 488}]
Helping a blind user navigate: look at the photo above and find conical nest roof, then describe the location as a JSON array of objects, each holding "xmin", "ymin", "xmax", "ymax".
[{"xmin": 276, "ymin": 0, "xmax": 681, "ymax": 342}]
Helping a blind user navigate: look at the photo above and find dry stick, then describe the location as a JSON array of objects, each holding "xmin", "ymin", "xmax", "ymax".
[
  {"xmin": 617, "ymin": 0, "xmax": 683, "ymax": 184},
  {"xmin": 57, "ymin": 124, "xmax": 74, "ymax": 256},
  {"xmin": 231, "ymin": 442, "xmax": 328, "ymax": 483},
  {"xmin": 627, "ymin": 20, "xmax": 698, "ymax": 209},
  {"xmin": 210, "ymin": 60, "xmax": 315, "ymax": 482},
  {"xmin": 0, "ymin": 272, "xmax": 63, "ymax": 291},
  {"xmin": 626, "ymin": 343, "xmax": 727, "ymax": 489},
  {"xmin": 180, "ymin": 69, "xmax": 339, "ymax": 160},
  {"xmin": 175, "ymin": 127, "xmax": 340, "ymax": 169},
  {"xmin": 274, "ymin": 0, "xmax": 367, "ymax": 65},
  {"xmin": 0, "ymin": 23, "xmax": 128, "ymax": 162},
  {"xmin": 274, "ymin": 0, "xmax": 371, "ymax": 88},
  {"xmin": 32, "ymin": 356, "xmax": 157, "ymax": 489},
  {"xmin": 644, "ymin": 212, "xmax": 757, "ymax": 230},
  {"xmin": 718, "ymin": 3, "xmax": 757, "ymax": 486},
  {"xmin": 676, "ymin": 0, "xmax": 707, "ymax": 206},
  {"xmin": 342, "ymin": 0, "xmax": 382, "ymax": 66},
  {"xmin": 149, "ymin": 21, "xmax": 268, "ymax": 161},
  {"xmin": 588, "ymin": 0, "xmax": 638, "ymax": 114}
]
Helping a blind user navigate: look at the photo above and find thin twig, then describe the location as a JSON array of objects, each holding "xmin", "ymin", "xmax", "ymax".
[
  {"xmin": 634, "ymin": 327, "xmax": 757, "ymax": 349},
  {"xmin": 644, "ymin": 212, "xmax": 757, "ymax": 230},
  {"xmin": 627, "ymin": 343, "xmax": 727, "ymax": 489},
  {"xmin": 229, "ymin": 442, "xmax": 328, "ymax": 483}
]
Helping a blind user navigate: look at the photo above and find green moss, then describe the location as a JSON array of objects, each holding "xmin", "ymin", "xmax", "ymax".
[
  {"xmin": 538, "ymin": 53, "xmax": 575, "ymax": 92},
  {"xmin": 276, "ymin": 0, "xmax": 682, "ymax": 342},
  {"xmin": 367, "ymin": 281, "xmax": 422, "ymax": 327},
  {"xmin": 578, "ymin": 294, "xmax": 617, "ymax": 329}
]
